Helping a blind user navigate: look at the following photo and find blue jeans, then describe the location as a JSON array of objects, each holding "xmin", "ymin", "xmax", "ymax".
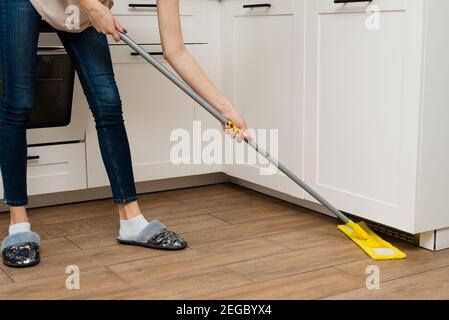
[{"xmin": 0, "ymin": 0, "xmax": 137, "ymax": 206}]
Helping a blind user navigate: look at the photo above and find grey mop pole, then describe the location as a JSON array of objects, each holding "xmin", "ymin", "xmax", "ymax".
[{"xmin": 118, "ymin": 31, "xmax": 350, "ymax": 225}]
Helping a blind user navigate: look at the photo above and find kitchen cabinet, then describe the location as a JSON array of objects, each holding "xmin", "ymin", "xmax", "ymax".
[
  {"xmin": 304, "ymin": 0, "xmax": 449, "ymax": 238},
  {"xmin": 221, "ymin": 0, "xmax": 305, "ymax": 198},
  {"xmin": 86, "ymin": 44, "xmax": 221, "ymax": 189}
]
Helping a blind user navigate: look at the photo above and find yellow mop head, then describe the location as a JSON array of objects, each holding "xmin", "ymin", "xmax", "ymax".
[{"xmin": 338, "ymin": 220, "xmax": 407, "ymax": 260}]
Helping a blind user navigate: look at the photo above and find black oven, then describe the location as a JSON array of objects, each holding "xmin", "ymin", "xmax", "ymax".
[{"xmin": 0, "ymin": 22, "xmax": 75, "ymax": 129}]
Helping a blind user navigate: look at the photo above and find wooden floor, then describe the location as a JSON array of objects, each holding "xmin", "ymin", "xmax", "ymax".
[{"xmin": 0, "ymin": 183, "xmax": 448, "ymax": 300}]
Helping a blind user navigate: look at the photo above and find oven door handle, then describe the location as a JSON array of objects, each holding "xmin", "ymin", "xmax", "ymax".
[
  {"xmin": 37, "ymin": 46, "xmax": 67, "ymax": 55},
  {"xmin": 37, "ymin": 46, "xmax": 65, "ymax": 50}
]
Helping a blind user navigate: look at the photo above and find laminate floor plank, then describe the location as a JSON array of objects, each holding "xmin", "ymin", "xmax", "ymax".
[
  {"xmin": 107, "ymin": 238, "xmax": 288, "ymax": 284},
  {"xmin": 225, "ymin": 242, "xmax": 368, "ymax": 283},
  {"xmin": 0, "ymin": 267, "xmax": 126, "ymax": 300},
  {"xmin": 72, "ymin": 266, "xmax": 252, "ymax": 300},
  {"xmin": 194, "ymin": 267, "xmax": 363, "ymax": 300}
]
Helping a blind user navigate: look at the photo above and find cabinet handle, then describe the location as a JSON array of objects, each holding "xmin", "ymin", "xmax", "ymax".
[
  {"xmin": 27, "ymin": 155, "xmax": 40, "ymax": 161},
  {"xmin": 243, "ymin": 3, "xmax": 272, "ymax": 9},
  {"xmin": 130, "ymin": 52, "xmax": 164, "ymax": 56},
  {"xmin": 128, "ymin": 4, "xmax": 157, "ymax": 8},
  {"xmin": 334, "ymin": 0, "xmax": 373, "ymax": 3}
]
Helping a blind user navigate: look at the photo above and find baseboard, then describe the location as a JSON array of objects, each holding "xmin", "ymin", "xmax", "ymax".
[{"xmin": 420, "ymin": 228, "xmax": 449, "ymax": 251}]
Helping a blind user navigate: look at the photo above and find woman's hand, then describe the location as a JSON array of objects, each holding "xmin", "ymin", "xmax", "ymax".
[
  {"xmin": 156, "ymin": 0, "xmax": 250, "ymax": 143},
  {"xmin": 84, "ymin": 1, "xmax": 125, "ymax": 41},
  {"xmin": 223, "ymin": 107, "xmax": 251, "ymax": 143}
]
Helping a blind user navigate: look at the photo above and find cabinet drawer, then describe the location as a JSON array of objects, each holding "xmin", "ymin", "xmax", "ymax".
[
  {"xmin": 319, "ymin": 0, "xmax": 406, "ymax": 13},
  {"xmin": 112, "ymin": 0, "xmax": 158, "ymax": 15},
  {"xmin": 110, "ymin": 44, "xmax": 166, "ymax": 64},
  {"xmin": 235, "ymin": 0, "xmax": 294, "ymax": 15},
  {"xmin": 109, "ymin": 43, "xmax": 203, "ymax": 64},
  {"xmin": 25, "ymin": 144, "xmax": 86, "ymax": 197},
  {"xmin": 111, "ymin": 0, "xmax": 207, "ymax": 44},
  {"xmin": 112, "ymin": 0, "xmax": 202, "ymax": 16}
]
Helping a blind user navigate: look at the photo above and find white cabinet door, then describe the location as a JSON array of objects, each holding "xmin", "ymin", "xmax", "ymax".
[
  {"xmin": 222, "ymin": 0, "xmax": 305, "ymax": 198},
  {"xmin": 304, "ymin": 0, "xmax": 424, "ymax": 232},
  {"xmin": 86, "ymin": 44, "xmax": 220, "ymax": 189}
]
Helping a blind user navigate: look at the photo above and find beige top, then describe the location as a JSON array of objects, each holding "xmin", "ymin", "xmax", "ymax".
[{"xmin": 31, "ymin": 0, "xmax": 114, "ymax": 33}]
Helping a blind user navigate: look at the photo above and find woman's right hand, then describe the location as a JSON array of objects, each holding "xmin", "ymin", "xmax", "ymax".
[{"xmin": 85, "ymin": 1, "xmax": 125, "ymax": 42}]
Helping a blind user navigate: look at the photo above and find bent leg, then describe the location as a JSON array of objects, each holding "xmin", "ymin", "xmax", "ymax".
[{"xmin": 57, "ymin": 28, "xmax": 138, "ymax": 204}]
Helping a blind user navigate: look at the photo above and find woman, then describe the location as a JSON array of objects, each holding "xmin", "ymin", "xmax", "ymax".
[{"xmin": 0, "ymin": 0, "xmax": 249, "ymax": 268}]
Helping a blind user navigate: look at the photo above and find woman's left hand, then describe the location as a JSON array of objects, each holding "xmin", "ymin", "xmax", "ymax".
[{"xmin": 223, "ymin": 107, "xmax": 251, "ymax": 143}]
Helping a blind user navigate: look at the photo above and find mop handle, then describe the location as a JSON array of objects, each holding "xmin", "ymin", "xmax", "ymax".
[{"xmin": 118, "ymin": 32, "xmax": 350, "ymax": 225}]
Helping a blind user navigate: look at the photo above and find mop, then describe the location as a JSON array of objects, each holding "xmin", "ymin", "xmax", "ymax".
[{"xmin": 119, "ymin": 32, "xmax": 406, "ymax": 261}]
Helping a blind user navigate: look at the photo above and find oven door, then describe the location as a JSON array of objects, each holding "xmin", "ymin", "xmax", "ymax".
[
  {"xmin": 0, "ymin": 45, "xmax": 88, "ymax": 145},
  {"xmin": 28, "ymin": 47, "xmax": 75, "ymax": 129},
  {"xmin": 27, "ymin": 47, "xmax": 89, "ymax": 145}
]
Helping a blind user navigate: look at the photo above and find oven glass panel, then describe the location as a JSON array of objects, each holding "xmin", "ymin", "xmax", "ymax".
[{"xmin": 0, "ymin": 53, "xmax": 75, "ymax": 129}]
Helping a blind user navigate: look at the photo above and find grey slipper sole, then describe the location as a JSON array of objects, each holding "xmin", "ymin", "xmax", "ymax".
[
  {"xmin": 116, "ymin": 220, "xmax": 188, "ymax": 251},
  {"xmin": 116, "ymin": 238, "xmax": 188, "ymax": 251},
  {"xmin": 3, "ymin": 253, "xmax": 40, "ymax": 268}
]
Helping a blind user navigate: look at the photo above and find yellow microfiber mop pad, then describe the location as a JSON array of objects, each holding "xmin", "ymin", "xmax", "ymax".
[{"xmin": 338, "ymin": 220, "xmax": 407, "ymax": 261}]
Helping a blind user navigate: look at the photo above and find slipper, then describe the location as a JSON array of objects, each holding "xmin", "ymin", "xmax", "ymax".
[
  {"xmin": 117, "ymin": 220, "xmax": 188, "ymax": 251},
  {"xmin": 1, "ymin": 231, "xmax": 41, "ymax": 268}
]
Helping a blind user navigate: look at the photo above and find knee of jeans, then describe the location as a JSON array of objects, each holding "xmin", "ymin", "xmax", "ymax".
[
  {"xmin": 88, "ymin": 81, "xmax": 124, "ymax": 126},
  {"xmin": 93, "ymin": 110, "xmax": 125, "ymax": 128},
  {"xmin": 91, "ymin": 97, "xmax": 125, "ymax": 127}
]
